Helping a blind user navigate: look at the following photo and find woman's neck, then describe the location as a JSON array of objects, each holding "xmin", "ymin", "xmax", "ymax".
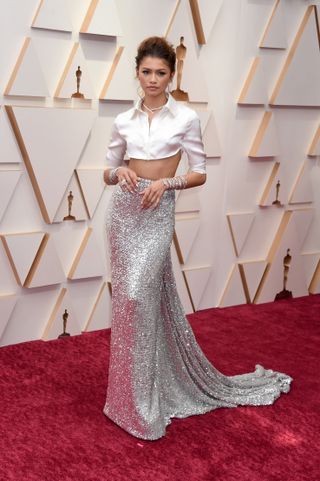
[{"xmin": 142, "ymin": 93, "xmax": 168, "ymax": 110}]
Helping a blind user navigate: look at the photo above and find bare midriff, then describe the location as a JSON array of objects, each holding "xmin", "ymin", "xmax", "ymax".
[{"xmin": 127, "ymin": 150, "xmax": 182, "ymax": 180}]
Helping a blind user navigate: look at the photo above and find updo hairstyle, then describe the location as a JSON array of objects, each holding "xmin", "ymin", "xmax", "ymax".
[{"xmin": 135, "ymin": 36, "xmax": 176, "ymax": 74}]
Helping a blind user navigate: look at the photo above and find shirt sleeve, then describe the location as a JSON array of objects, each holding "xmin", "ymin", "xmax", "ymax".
[
  {"xmin": 181, "ymin": 113, "xmax": 206, "ymax": 174},
  {"xmin": 105, "ymin": 118, "xmax": 127, "ymax": 168}
]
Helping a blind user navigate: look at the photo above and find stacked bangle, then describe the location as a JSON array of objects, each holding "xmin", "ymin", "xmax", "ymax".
[
  {"xmin": 108, "ymin": 167, "xmax": 121, "ymax": 184},
  {"xmin": 161, "ymin": 174, "xmax": 188, "ymax": 190}
]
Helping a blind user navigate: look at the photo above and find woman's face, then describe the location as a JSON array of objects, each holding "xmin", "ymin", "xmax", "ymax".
[{"xmin": 136, "ymin": 56, "xmax": 174, "ymax": 97}]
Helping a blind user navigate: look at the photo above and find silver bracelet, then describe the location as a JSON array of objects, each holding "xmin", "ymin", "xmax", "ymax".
[
  {"xmin": 108, "ymin": 167, "xmax": 121, "ymax": 184},
  {"xmin": 161, "ymin": 174, "xmax": 188, "ymax": 190}
]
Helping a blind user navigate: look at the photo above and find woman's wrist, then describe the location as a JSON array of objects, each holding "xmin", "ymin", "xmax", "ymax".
[
  {"xmin": 161, "ymin": 174, "xmax": 188, "ymax": 190},
  {"xmin": 108, "ymin": 167, "xmax": 121, "ymax": 184}
]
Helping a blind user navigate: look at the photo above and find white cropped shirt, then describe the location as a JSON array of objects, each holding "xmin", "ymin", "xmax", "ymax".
[{"xmin": 105, "ymin": 93, "xmax": 206, "ymax": 174}]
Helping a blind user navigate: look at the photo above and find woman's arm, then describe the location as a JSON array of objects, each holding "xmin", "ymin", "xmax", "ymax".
[
  {"xmin": 162, "ymin": 171, "xmax": 206, "ymax": 189},
  {"xmin": 139, "ymin": 171, "xmax": 206, "ymax": 209},
  {"xmin": 103, "ymin": 167, "xmax": 118, "ymax": 185},
  {"xmin": 104, "ymin": 165, "xmax": 140, "ymax": 193},
  {"xmin": 181, "ymin": 113, "xmax": 207, "ymax": 181},
  {"xmin": 103, "ymin": 119, "xmax": 128, "ymax": 185}
]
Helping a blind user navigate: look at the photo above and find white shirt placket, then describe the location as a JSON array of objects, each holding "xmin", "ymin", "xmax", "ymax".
[{"xmin": 138, "ymin": 111, "xmax": 151, "ymax": 159}]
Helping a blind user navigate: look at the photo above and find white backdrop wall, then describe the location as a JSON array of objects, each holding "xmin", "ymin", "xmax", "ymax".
[{"xmin": 0, "ymin": 0, "xmax": 319, "ymax": 346}]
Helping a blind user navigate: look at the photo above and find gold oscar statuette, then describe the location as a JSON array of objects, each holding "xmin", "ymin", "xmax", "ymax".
[
  {"xmin": 274, "ymin": 248, "xmax": 293, "ymax": 301},
  {"xmin": 63, "ymin": 190, "xmax": 76, "ymax": 221},
  {"xmin": 71, "ymin": 66, "xmax": 84, "ymax": 99},
  {"xmin": 170, "ymin": 36, "xmax": 189, "ymax": 102},
  {"xmin": 272, "ymin": 180, "xmax": 281, "ymax": 206},
  {"xmin": 58, "ymin": 309, "xmax": 71, "ymax": 338}
]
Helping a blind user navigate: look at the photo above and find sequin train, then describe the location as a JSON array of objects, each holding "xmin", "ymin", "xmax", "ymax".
[{"xmin": 103, "ymin": 178, "xmax": 293, "ymax": 440}]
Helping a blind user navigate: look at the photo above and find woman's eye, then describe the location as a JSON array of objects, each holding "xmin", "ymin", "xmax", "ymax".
[
  {"xmin": 142, "ymin": 70, "xmax": 149, "ymax": 75},
  {"xmin": 158, "ymin": 72, "xmax": 166, "ymax": 76}
]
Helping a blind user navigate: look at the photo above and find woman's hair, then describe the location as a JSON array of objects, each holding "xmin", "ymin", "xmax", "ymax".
[{"xmin": 135, "ymin": 36, "xmax": 176, "ymax": 73}]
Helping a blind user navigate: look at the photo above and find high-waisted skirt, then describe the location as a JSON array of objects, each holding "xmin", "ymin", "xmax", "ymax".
[{"xmin": 103, "ymin": 178, "xmax": 293, "ymax": 440}]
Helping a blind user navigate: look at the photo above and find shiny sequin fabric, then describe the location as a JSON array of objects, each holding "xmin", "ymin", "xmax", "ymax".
[{"xmin": 103, "ymin": 178, "xmax": 293, "ymax": 440}]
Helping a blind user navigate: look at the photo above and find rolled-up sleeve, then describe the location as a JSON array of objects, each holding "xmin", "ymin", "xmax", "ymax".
[
  {"xmin": 105, "ymin": 119, "xmax": 126, "ymax": 168},
  {"xmin": 181, "ymin": 114, "xmax": 206, "ymax": 174}
]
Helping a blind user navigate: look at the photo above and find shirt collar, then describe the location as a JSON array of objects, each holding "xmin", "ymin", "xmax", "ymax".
[{"xmin": 130, "ymin": 93, "xmax": 178, "ymax": 118}]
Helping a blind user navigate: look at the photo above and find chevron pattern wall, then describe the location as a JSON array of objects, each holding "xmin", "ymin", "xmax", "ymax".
[{"xmin": 0, "ymin": 0, "xmax": 319, "ymax": 346}]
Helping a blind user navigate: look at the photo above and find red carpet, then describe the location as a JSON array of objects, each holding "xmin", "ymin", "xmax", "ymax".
[{"xmin": 1, "ymin": 294, "xmax": 319, "ymax": 481}]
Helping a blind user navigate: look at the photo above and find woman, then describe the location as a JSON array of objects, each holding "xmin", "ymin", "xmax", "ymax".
[{"xmin": 102, "ymin": 37, "xmax": 292, "ymax": 440}]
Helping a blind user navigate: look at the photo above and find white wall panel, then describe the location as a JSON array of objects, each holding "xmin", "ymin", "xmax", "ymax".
[
  {"xmin": 219, "ymin": 264, "xmax": 247, "ymax": 308},
  {"xmin": 32, "ymin": 0, "xmax": 73, "ymax": 32},
  {"xmin": 198, "ymin": 110, "xmax": 222, "ymax": 158},
  {"xmin": 175, "ymin": 187, "xmax": 201, "ymax": 213},
  {"xmin": 0, "ymin": 295, "xmax": 17, "ymax": 340},
  {"xmin": 238, "ymin": 57, "xmax": 268, "ymax": 105},
  {"xmin": 1, "ymin": 232, "xmax": 44, "ymax": 285},
  {"xmin": 0, "ymin": 286, "xmax": 61, "ymax": 346},
  {"xmin": 80, "ymin": 0, "xmax": 123, "ymax": 37},
  {"xmin": 270, "ymin": 6, "xmax": 320, "ymax": 106},
  {"xmin": 32, "ymin": 35, "xmax": 74, "ymax": 97},
  {"xmin": 226, "ymin": 213, "xmax": 255, "ymax": 257},
  {"xmin": 0, "ymin": 108, "xmax": 22, "ymax": 164},
  {"xmin": 259, "ymin": 0, "xmax": 287, "ymax": 49},
  {"xmin": 175, "ymin": 215, "xmax": 200, "ymax": 264},
  {"xmin": 0, "ymin": 243, "xmax": 18, "ymax": 294},
  {"xmin": 10, "ymin": 106, "xmax": 96, "ymax": 223},
  {"xmin": 55, "ymin": 43, "xmax": 95, "ymax": 99},
  {"xmin": 27, "ymin": 234, "xmax": 65, "ymax": 288},
  {"xmin": 249, "ymin": 112, "xmax": 280, "ymax": 158},
  {"xmin": 240, "ymin": 260, "xmax": 267, "ymax": 303},
  {"xmin": 4, "ymin": 37, "xmax": 49, "ymax": 97},
  {"xmin": 68, "ymin": 227, "xmax": 105, "ymax": 280},
  {"xmin": 66, "ymin": 0, "xmax": 91, "ymax": 32},
  {"xmin": 289, "ymin": 159, "xmax": 314, "ymax": 204},
  {"xmin": 68, "ymin": 278, "xmax": 106, "ymax": 331},
  {"xmin": 100, "ymin": 46, "xmax": 136, "ymax": 101},
  {"xmin": 0, "ymin": 170, "xmax": 22, "ymax": 222},
  {"xmin": 171, "ymin": 244, "xmax": 193, "ymax": 314},
  {"xmin": 83, "ymin": 281, "xmax": 112, "ymax": 331},
  {"xmin": 183, "ymin": 265, "xmax": 211, "ymax": 310},
  {"xmin": 76, "ymin": 168, "xmax": 105, "ymax": 218}
]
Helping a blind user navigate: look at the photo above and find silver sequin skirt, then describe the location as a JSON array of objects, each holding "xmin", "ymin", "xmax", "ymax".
[{"xmin": 103, "ymin": 178, "xmax": 293, "ymax": 440}]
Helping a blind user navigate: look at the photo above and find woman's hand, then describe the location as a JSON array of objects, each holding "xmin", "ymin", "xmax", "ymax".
[
  {"xmin": 117, "ymin": 167, "xmax": 140, "ymax": 193},
  {"xmin": 139, "ymin": 179, "xmax": 167, "ymax": 209}
]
